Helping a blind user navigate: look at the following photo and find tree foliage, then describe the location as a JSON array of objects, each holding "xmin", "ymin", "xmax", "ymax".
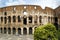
[{"xmin": 34, "ymin": 23, "xmax": 58, "ymax": 40}]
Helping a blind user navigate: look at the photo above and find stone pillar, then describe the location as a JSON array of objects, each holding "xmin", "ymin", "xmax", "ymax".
[
  {"xmin": 27, "ymin": 17, "xmax": 29, "ymax": 25},
  {"xmin": 21, "ymin": 28, "xmax": 23, "ymax": 35},
  {"xmin": 0, "ymin": 28, "xmax": 1, "ymax": 33},
  {"xmin": 11, "ymin": 16, "xmax": 13, "ymax": 24},
  {"xmin": 32, "ymin": 16, "xmax": 34, "ymax": 25},
  {"xmin": 32, "ymin": 27, "xmax": 34, "ymax": 34},
  {"xmin": 16, "ymin": 28, "xmax": 18, "ymax": 35},
  {"xmin": 7, "ymin": 17, "xmax": 8, "ymax": 24},
  {"xmin": 0, "ymin": 18, "xmax": 1, "ymax": 24},
  {"xmin": 52, "ymin": 17, "xmax": 54, "ymax": 23},
  {"xmin": 11, "ymin": 28, "xmax": 12, "ymax": 35},
  {"xmin": 3, "ymin": 17, "xmax": 4, "ymax": 25},
  {"xmin": 27, "ymin": 27, "xmax": 29, "ymax": 35},
  {"xmin": 42, "ymin": 16, "xmax": 43, "ymax": 25},
  {"xmin": 16, "ymin": 16, "xmax": 17, "ymax": 25},
  {"xmin": 10, "ymin": 16, "xmax": 12, "ymax": 24},
  {"xmin": 7, "ymin": 28, "xmax": 8, "ymax": 34},
  {"xmin": 21, "ymin": 17, "xmax": 23, "ymax": 25},
  {"xmin": 2, "ymin": 27, "xmax": 4, "ymax": 34},
  {"xmin": 50, "ymin": 17, "xmax": 51, "ymax": 23},
  {"xmin": 38, "ymin": 16, "xmax": 39, "ymax": 25}
]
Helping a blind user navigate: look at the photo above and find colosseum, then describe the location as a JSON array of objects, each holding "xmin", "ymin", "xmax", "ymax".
[{"xmin": 0, "ymin": 5, "xmax": 60, "ymax": 35}]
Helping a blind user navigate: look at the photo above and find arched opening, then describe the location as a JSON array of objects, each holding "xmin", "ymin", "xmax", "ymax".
[
  {"xmin": 39, "ymin": 16, "xmax": 42, "ymax": 23},
  {"xmin": 1, "ymin": 28, "xmax": 2, "ymax": 33},
  {"xmin": 44, "ymin": 16, "xmax": 47, "ymax": 24},
  {"xmin": 18, "ymin": 16, "xmax": 21, "ymax": 22},
  {"xmin": 29, "ymin": 15, "xmax": 32, "ymax": 23},
  {"xmin": 18, "ymin": 28, "xmax": 21, "ymax": 35},
  {"xmin": 4, "ymin": 27, "xmax": 7, "ymax": 34},
  {"xmin": 1, "ymin": 17, "xmax": 3, "ymax": 23},
  {"xmin": 8, "ymin": 16, "xmax": 11, "ymax": 23},
  {"xmin": 4, "ymin": 12, "xmax": 7, "ymax": 15},
  {"xmin": 8, "ymin": 27, "xmax": 11, "ymax": 34},
  {"xmin": 29, "ymin": 27, "xmax": 32, "ymax": 34},
  {"xmin": 23, "ymin": 28, "xmax": 27, "ymax": 35},
  {"xmin": 13, "ymin": 28, "xmax": 16, "ymax": 34},
  {"xmin": 34, "ymin": 27, "xmax": 37, "ymax": 30},
  {"xmin": 54, "ymin": 17, "xmax": 58, "ymax": 30},
  {"xmin": 34, "ymin": 15, "xmax": 38, "ymax": 24},
  {"xmin": 48, "ymin": 17, "xmax": 50, "ymax": 23},
  {"xmin": 4, "ymin": 17, "xmax": 7, "ymax": 24},
  {"xmin": 23, "ymin": 16, "xmax": 27, "ymax": 25},
  {"xmin": 13, "ymin": 16, "xmax": 16, "ymax": 22}
]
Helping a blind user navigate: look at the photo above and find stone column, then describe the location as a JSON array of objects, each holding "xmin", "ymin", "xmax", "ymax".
[
  {"xmin": 2, "ymin": 27, "xmax": 4, "ymax": 34},
  {"xmin": 3, "ymin": 17, "xmax": 4, "ymax": 25},
  {"xmin": 52, "ymin": 17, "xmax": 54, "ymax": 23},
  {"xmin": 11, "ymin": 16, "xmax": 13, "ymax": 24},
  {"xmin": 21, "ymin": 28, "xmax": 23, "ymax": 35},
  {"xmin": 0, "ymin": 28, "xmax": 1, "ymax": 34},
  {"xmin": 38, "ymin": 16, "xmax": 39, "ymax": 25},
  {"xmin": 27, "ymin": 17, "xmax": 29, "ymax": 25},
  {"xmin": 7, "ymin": 17, "xmax": 8, "ymax": 24},
  {"xmin": 16, "ymin": 28, "xmax": 18, "ymax": 35},
  {"xmin": 32, "ymin": 16, "xmax": 34, "ymax": 25},
  {"xmin": 27, "ymin": 27, "xmax": 29, "ymax": 35},
  {"xmin": 42, "ymin": 16, "xmax": 43, "ymax": 25},
  {"xmin": 10, "ymin": 16, "xmax": 12, "ymax": 24},
  {"xmin": 50, "ymin": 17, "xmax": 51, "ymax": 23},
  {"xmin": 21, "ymin": 17, "xmax": 23, "ymax": 25},
  {"xmin": 11, "ymin": 28, "xmax": 13, "ymax": 35},
  {"xmin": 7, "ymin": 28, "xmax": 8, "ymax": 34},
  {"xmin": 16, "ymin": 16, "xmax": 17, "ymax": 25},
  {"xmin": 0, "ymin": 17, "xmax": 1, "ymax": 24},
  {"xmin": 32, "ymin": 27, "xmax": 34, "ymax": 34}
]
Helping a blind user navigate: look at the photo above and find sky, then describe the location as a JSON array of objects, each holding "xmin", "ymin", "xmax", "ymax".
[{"xmin": 0, "ymin": 0, "xmax": 60, "ymax": 9}]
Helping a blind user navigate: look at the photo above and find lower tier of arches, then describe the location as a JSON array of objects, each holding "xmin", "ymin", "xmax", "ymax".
[{"xmin": 0, "ymin": 27, "xmax": 36, "ymax": 35}]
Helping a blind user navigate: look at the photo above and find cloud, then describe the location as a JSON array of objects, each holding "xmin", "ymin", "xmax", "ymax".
[
  {"xmin": 0, "ymin": 0, "xmax": 60, "ymax": 9},
  {"xmin": 5, "ymin": 0, "xmax": 26, "ymax": 6},
  {"xmin": 30, "ymin": 0, "xmax": 59, "ymax": 9}
]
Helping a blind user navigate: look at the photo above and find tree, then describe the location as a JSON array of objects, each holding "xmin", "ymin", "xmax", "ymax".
[{"xmin": 34, "ymin": 23, "xmax": 58, "ymax": 40}]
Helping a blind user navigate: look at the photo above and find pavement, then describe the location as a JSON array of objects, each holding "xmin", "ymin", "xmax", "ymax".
[{"xmin": 0, "ymin": 34, "xmax": 33, "ymax": 40}]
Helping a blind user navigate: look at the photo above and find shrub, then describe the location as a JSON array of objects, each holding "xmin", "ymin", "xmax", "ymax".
[{"xmin": 34, "ymin": 23, "xmax": 58, "ymax": 40}]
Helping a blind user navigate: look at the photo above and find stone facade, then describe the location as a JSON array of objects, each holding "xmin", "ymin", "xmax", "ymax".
[{"xmin": 0, "ymin": 5, "xmax": 59, "ymax": 35}]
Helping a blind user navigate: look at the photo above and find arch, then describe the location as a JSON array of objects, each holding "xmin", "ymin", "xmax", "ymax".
[
  {"xmin": 23, "ymin": 15, "xmax": 27, "ymax": 25},
  {"xmin": 23, "ymin": 28, "xmax": 27, "ymax": 35},
  {"xmin": 48, "ymin": 16, "xmax": 50, "ymax": 23},
  {"xmin": 8, "ymin": 16, "xmax": 11, "ymax": 23},
  {"xmin": 29, "ymin": 15, "xmax": 32, "ymax": 23},
  {"xmin": 54, "ymin": 17, "xmax": 58, "ymax": 30},
  {"xmin": 34, "ymin": 15, "xmax": 38, "ymax": 23},
  {"xmin": 12, "ymin": 27, "xmax": 16, "ymax": 34},
  {"xmin": 8, "ymin": 27, "xmax": 11, "ymax": 34},
  {"xmin": 18, "ymin": 16, "xmax": 21, "ymax": 22},
  {"xmin": 29, "ymin": 27, "xmax": 32, "ymax": 34},
  {"xmin": 39, "ymin": 16, "xmax": 42, "ymax": 23},
  {"xmin": 1, "ymin": 28, "xmax": 2, "ymax": 33},
  {"xmin": 4, "ymin": 12, "xmax": 7, "ymax": 15},
  {"xmin": 18, "ymin": 28, "xmax": 21, "ymax": 35},
  {"xmin": 1, "ymin": 17, "xmax": 3, "ymax": 23},
  {"xmin": 13, "ymin": 16, "xmax": 16, "ymax": 22},
  {"xmin": 4, "ymin": 27, "xmax": 7, "ymax": 34},
  {"xmin": 4, "ymin": 17, "xmax": 7, "ymax": 24},
  {"xmin": 44, "ymin": 16, "xmax": 47, "ymax": 24},
  {"xmin": 34, "ymin": 27, "xmax": 37, "ymax": 29}
]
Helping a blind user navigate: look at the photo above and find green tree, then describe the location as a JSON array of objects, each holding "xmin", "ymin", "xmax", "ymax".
[{"xmin": 34, "ymin": 23, "xmax": 58, "ymax": 40}]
